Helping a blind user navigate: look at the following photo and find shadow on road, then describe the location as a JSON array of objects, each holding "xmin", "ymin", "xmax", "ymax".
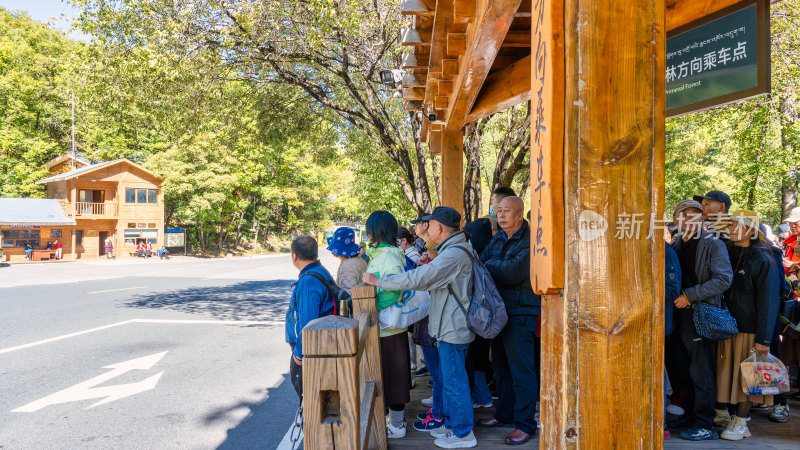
[
  {"xmin": 214, "ymin": 373, "xmax": 302, "ymax": 450},
  {"xmin": 124, "ymin": 280, "xmax": 294, "ymax": 323}
]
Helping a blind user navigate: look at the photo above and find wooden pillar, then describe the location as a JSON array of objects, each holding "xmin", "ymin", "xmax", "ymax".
[
  {"xmin": 351, "ymin": 286, "xmax": 387, "ymax": 450},
  {"xmin": 535, "ymin": 0, "xmax": 665, "ymax": 448},
  {"xmin": 440, "ymin": 129, "xmax": 464, "ymax": 218},
  {"xmin": 302, "ymin": 315, "xmax": 360, "ymax": 449},
  {"xmin": 71, "ymin": 225, "xmax": 76, "ymax": 260}
]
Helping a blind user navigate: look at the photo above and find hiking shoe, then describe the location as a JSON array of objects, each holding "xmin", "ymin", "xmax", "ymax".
[
  {"xmin": 418, "ymin": 408, "xmax": 433, "ymax": 420},
  {"xmin": 751, "ymin": 403, "xmax": 771, "ymax": 412},
  {"xmin": 720, "ymin": 416, "xmax": 750, "ymax": 441},
  {"xmin": 770, "ymin": 404, "xmax": 790, "ymax": 423},
  {"xmin": 415, "ymin": 366, "xmax": 429, "ymax": 376},
  {"xmin": 430, "ymin": 425, "xmax": 451, "ymax": 438},
  {"xmin": 666, "ymin": 404, "xmax": 685, "ymax": 416},
  {"xmin": 386, "ymin": 419, "xmax": 406, "ymax": 439},
  {"xmin": 472, "ymin": 401, "xmax": 493, "ymax": 409},
  {"xmin": 422, "ymin": 396, "xmax": 433, "ymax": 407},
  {"xmin": 414, "ymin": 414, "xmax": 445, "ymax": 432},
  {"xmin": 434, "ymin": 431, "xmax": 477, "ymax": 448},
  {"xmin": 714, "ymin": 408, "xmax": 731, "ymax": 428},
  {"xmin": 680, "ymin": 427, "xmax": 719, "ymax": 441}
]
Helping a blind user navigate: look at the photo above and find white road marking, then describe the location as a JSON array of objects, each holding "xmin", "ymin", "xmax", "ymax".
[
  {"xmin": 88, "ymin": 286, "xmax": 147, "ymax": 294},
  {"xmin": 0, "ymin": 319, "xmax": 273, "ymax": 355},
  {"xmin": 13, "ymin": 351, "xmax": 168, "ymax": 412}
]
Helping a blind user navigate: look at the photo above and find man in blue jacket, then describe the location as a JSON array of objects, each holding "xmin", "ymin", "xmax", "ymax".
[
  {"xmin": 285, "ymin": 236, "xmax": 335, "ymax": 399},
  {"xmin": 476, "ymin": 196, "xmax": 539, "ymax": 445}
]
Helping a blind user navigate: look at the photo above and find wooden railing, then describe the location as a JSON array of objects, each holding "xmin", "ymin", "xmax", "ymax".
[
  {"xmin": 302, "ymin": 285, "xmax": 387, "ymax": 450},
  {"xmin": 74, "ymin": 201, "xmax": 118, "ymax": 217}
]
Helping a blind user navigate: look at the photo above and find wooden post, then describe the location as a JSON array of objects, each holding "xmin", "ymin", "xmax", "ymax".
[
  {"xmin": 302, "ymin": 315, "xmax": 360, "ymax": 449},
  {"xmin": 537, "ymin": 0, "xmax": 665, "ymax": 448},
  {"xmin": 441, "ymin": 129, "xmax": 464, "ymax": 218},
  {"xmin": 351, "ymin": 286, "xmax": 387, "ymax": 450}
]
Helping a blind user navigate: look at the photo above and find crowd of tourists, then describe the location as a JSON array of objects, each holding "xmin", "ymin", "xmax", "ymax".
[{"xmin": 284, "ymin": 186, "xmax": 800, "ymax": 447}]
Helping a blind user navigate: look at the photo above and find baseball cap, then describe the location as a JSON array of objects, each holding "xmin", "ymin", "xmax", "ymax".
[
  {"xmin": 673, "ymin": 199, "xmax": 704, "ymax": 217},
  {"xmin": 693, "ymin": 190, "xmax": 732, "ymax": 212},
  {"xmin": 421, "ymin": 206, "xmax": 461, "ymax": 229},
  {"xmin": 410, "ymin": 212, "xmax": 429, "ymax": 224}
]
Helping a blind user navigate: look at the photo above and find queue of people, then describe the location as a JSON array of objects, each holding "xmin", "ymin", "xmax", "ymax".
[{"xmin": 285, "ymin": 185, "xmax": 800, "ymax": 447}]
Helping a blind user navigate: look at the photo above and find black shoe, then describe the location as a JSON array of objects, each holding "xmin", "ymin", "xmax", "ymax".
[
  {"xmin": 414, "ymin": 366, "xmax": 428, "ymax": 376},
  {"xmin": 680, "ymin": 428, "xmax": 719, "ymax": 441}
]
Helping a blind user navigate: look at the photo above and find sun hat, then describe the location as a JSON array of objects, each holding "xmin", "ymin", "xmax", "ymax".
[
  {"xmin": 783, "ymin": 207, "xmax": 800, "ymax": 223},
  {"xmin": 729, "ymin": 209, "xmax": 764, "ymax": 241},
  {"xmin": 326, "ymin": 227, "xmax": 361, "ymax": 257}
]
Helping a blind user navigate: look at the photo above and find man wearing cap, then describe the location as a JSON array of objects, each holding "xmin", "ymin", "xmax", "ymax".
[
  {"xmin": 693, "ymin": 190, "xmax": 732, "ymax": 238},
  {"xmin": 477, "ymin": 196, "xmax": 539, "ymax": 445},
  {"xmin": 671, "ymin": 199, "xmax": 733, "ymax": 441},
  {"xmin": 411, "ymin": 212, "xmax": 430, "ymax": 255},
  {"xmin": 363, "ymin": 206, "xmax": 477, "ymax": 449}
]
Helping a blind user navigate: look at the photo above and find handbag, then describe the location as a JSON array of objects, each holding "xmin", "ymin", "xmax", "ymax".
[
  {"xmin": 378, "ymin": 290, "xmax": 430, "ymax": 330},
  {"xmin": 692, "ymin": 301, "xmax": 738, "ymax": 341}
]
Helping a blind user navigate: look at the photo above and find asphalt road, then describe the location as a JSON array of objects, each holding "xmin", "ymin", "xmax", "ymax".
[{"xmin": 0, "ymin": 252, "xmax": 339, "ymax": 449}]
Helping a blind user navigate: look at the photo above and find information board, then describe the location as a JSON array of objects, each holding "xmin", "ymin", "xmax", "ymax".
[
  {"xmin": 166, "ymin": 231, "xmax": 185, "ymax": 247},
  {"xmin": 666, "ymin": 0, "xmax": 769, "ymax": 117}
]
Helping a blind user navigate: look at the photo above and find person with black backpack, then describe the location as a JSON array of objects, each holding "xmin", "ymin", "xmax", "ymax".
[
  {"xmin": 363, "ymin": 206, "xmax": 479, "ymax": 449},
  {"xmin": 284, "ymin": 236, "xmax": 336, "ymax": 399},
  {"xmin": 476, "ymin": 196, "xmax": 539, "ymax": 445}
]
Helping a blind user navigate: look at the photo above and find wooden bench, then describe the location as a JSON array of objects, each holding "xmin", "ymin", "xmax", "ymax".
[{"xmin": 31, "ymin": 250, "xmax": 55, "ymax": 261}]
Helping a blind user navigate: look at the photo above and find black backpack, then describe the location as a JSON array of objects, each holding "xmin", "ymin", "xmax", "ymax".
[{"xmin": 302, "ymin": 271, "xmax": 351, "ymax": 316}]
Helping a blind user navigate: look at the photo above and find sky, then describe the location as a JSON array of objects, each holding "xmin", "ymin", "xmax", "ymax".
[{"xmin": 0, "ymin": 0, "xmax": 86, "ymax": 39}]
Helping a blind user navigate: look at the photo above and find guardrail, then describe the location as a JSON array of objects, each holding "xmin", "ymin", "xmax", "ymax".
[
  {"xmin": 74, "ymin": 201, "xmax": 118, "ymax": 217},
  {"xmin": 302, "ymin": 285, "xmax": 387, "ymax": 450}
]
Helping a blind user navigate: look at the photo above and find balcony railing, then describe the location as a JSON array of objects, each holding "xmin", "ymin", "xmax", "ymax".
[{"xmin": 74, "ymin": 201, "xmax": 118, "ymax": 217}]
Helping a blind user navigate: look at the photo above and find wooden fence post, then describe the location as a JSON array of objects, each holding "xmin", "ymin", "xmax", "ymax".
[
  {"xmin": 302, "ymin": 315, "xmax": 360, "ymax": 449},
  {"xmin": 351, "ymin": 285, "xmax": 387, "ymax": 450}
]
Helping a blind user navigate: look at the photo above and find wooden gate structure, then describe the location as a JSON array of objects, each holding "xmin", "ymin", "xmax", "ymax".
[{"xmin": 304, "ymin": 0, "xmax": 766, "ymax": 448}]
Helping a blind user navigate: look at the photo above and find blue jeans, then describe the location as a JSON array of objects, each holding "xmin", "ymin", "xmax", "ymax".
[
  {"xmin": 421, "ymin": 345, "xmax": 443, "ymax": 419},
  {"xmin": 471, "ymin": 370, "xmax": 492, "ymax": 405},
  {"xmin": 437, "ymin": 341, "xmax": 473, "ymax": 438},
  {"xmin": 492, "ymin": 315, "xmax": 539, "ymax": 435}
]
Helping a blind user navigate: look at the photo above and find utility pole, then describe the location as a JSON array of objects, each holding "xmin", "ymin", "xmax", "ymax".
[{"xmin": 71, "ymin": 91, "xmax": 76, "ymax": 169}]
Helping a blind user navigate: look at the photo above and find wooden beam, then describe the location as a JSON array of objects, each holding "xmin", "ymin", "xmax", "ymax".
[
  {"xmin": 442, "ymin": 59, "xmax": 459, "ymax": 78},
  {"xmin": 466, "ymin": 55, "xmax": 531, "ymax": 123},
  {"xmin": 447, "ymin": 33, "xmax": 466, "ymax": 56},
  {"xmin": 440, "ymin": 130, "xmax": 463, "ymax": 218},
  {"xmin": 402, "ymin": 88, "xmax": 424, "ymax": 100},
  {"xmin": 438, "ymin": 80, "xmax": 453, "ymax": 95},
  {"xmin": 666, "ymin": 0, "xmax": 742, "ymax": 31},
  {"xmin": 501, "ymin": 29, "xmax": 531, "ymax": 48},
  {"xmin": 453, "ymin": 0, "xmax": 475, "ymax": 21},
  {"xmin": 539, "ymin": 0, "xmax": 665, "ymax": 448},
  {"xmin": 429, "ymin": 129, "xmax": 442, "ymax": 155},
  {"xmin": 434, "ymin": 95, "xmax": 449, "ymax": 110},
  {"xmin": 401, "ymin": 28, "xmax": 432, "ymax": 47},
  {"xmin": 403, "ymin": 100, "xmax": 422, "ymax": 111},
  {"xmin": 444, "ymin": 0, "xmax": 523, "ymax": 131},
  {"xmin": 423, "ymin": 0, "xmax": 454, "ymax": 115}
]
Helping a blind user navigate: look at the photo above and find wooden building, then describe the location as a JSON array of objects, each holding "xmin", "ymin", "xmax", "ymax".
[
  {"xmin": 25, "ymin": 158, "xmax": 166, "ymax": 260},
  {"xmin": 0, "ymin": 198, "xmax": 76, "ymax": 262}
]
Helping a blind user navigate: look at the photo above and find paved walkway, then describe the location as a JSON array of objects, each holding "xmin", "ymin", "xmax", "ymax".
[{"xmin": 391, "ymin": 377, "xmax": 800, "ymax": 449}]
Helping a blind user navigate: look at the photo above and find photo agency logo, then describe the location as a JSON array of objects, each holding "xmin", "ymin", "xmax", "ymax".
[{"xmin": 579, "ymin": 210, "xmax": 607, "ymax": 242}]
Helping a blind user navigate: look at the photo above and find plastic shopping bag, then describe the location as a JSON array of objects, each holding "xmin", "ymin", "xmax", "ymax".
[
  {"xmin": 378, "ymin": 290, "xmax": 430, "ymax": 330},
  {"xmin": 740, "ymin": 352, "xmax": 790, "ymax": 396}
]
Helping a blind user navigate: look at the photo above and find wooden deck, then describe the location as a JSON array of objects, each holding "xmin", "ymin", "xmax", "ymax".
[{"xmin": 389, "ymin": 375, "xmax": 800, "ymax": 449}]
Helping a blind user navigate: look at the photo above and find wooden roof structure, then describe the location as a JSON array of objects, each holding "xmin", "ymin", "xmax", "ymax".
[{"xmin": 400, "ymin": 0, "xmax": 746, "ymax": 153}]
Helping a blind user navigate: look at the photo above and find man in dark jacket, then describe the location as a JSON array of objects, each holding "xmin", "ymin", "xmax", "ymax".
[
  {"xmin": 285, "ymin": 236, "xmax": 335, "ymax": 399},
  {"xmin": 477, "ymin": 196, "xmax": 539, "ymax": 445},
  {"xmin": 671, "ymin": 199, "xmax": 732, "ymax": 441}
]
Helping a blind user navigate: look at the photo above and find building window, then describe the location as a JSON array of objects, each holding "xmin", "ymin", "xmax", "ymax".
[
  {"xmin": 79, "ymin": 189, "xmax": 105, "ymax": 203},
  {"xmin": 50, "ymin": 229, "xmax": 62, "ymax": 238},
  {"xmin": 76, "ymin": 230, "xmax": 83, "ymax": 246},
  {"xmin": 16, "ymin": 239, "xmax": 39, "ymax": 247},
  {"xmin": 1, "ymin": 239, "xmax": 14, "ymax": 248},
  {"xmin": 125, "ymin": 188, "xmax": 159, "ymax": 204}
]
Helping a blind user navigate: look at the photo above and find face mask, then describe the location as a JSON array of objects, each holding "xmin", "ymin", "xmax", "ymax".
[{"xmin": 489, "ymin": 205, "xmax": 497, "ymax": 217}]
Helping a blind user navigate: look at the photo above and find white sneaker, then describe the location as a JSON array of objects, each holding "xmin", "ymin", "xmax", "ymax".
[
  {"xmin": 386, "ymin": 419, "xmax": 407, "ymax": 439},
  {"xmin": 714, "ymin": 408, "xmax": 731, "ymax": 427},
  {"xmin": 422, "ymin": 396, "xmax": 433, "ymax": 407},
  {"xmin": 472, "ymin": 401, "xmax": 492, "ymax": 409},
  {"xmin": 720, "ymin": 416, "xmax": 751, "ymax": 441},
  {"xmin": 430, "ymin": 425, "xmax": 451, "ymax": 438},
  {"xmin": 434, "ymin": 431, "xmax": 477, "ymax": 448},
  {"xmin": 666, "ymin": 403, "xmax": 685, "ymax": 416},
  {"xmin": 770, "ymin": 404, "xmax": 790, "ymax": 423}
]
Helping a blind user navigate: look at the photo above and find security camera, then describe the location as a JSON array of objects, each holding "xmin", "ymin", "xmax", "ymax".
[
  {"xmin": 428, "ymin": 113, "xmax": 437, "ymax": 122},
  {"xmin": 379, "ymin": 69, "xmax": 404, "ymax": 86}
]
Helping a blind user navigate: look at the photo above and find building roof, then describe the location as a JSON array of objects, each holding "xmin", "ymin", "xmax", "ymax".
[
  {"xmin": 35, "ymin": 158, "xmax": 162, "ymax": 185},
  {"xmin": 0, "ymin": 198, "xmax": 76, "ymax": 226},
  {"xmin": 42, "ymin": 153, "xmax": 92, "ymax": 170}
]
